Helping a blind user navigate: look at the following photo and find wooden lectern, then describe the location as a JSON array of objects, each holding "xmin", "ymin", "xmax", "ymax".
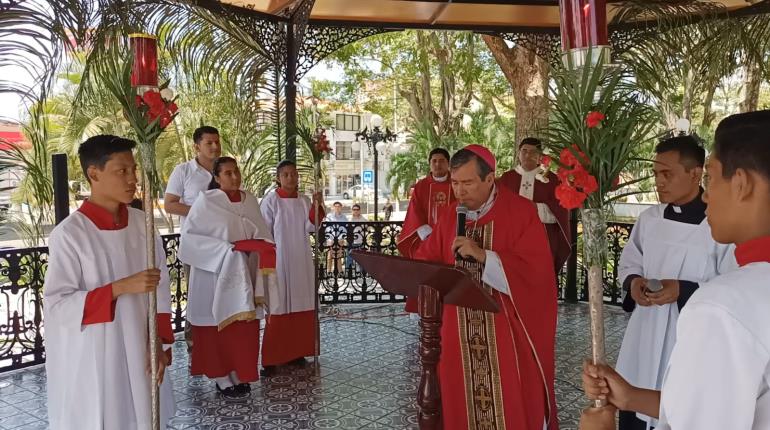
[{"xmin": 351, "ymin": 250, "xmax": 499, "ymax": 430}]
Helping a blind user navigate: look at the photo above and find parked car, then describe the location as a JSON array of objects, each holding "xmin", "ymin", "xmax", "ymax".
[{"xmin": 342, "ymin": 185, "xmax": 390, "ymax": 199}]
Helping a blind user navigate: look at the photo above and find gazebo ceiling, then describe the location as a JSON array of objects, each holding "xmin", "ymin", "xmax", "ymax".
[{"xmin": 215, "ymin": 0, "xmax": 764, "ymax": 31}]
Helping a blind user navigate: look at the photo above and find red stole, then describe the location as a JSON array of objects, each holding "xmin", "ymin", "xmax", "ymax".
[
  {"xmin": 397, "ymin": 175, "xmax": 455, "ymax": 259},
  {"xmin": 498, "ymin": 170, "xmax": 572, "ymax": 270},
  {"xmin": 415, "ymin": 186, "xmax": 558, "ymax": 430}
]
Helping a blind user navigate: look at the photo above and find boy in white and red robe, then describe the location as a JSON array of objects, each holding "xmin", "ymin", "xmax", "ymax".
[
  {"xmin": 583, "ymin": 110, "xmax": 770, "ymax": 430},
  {"xmin": 416, "ymin": 145, "xmax": 558, "ymax": 430},
  {"xmin": 44, "ymin": 135, "xmax": 175, "ymax": 430},
  {"xmin": 179, "ymin": 156, "xmax": 276, "ymax": 396},
  {"xmin": 259, "ymin": 159, "xmax": 325, "ymax": 374},
  {"xmin": 397, "ymin": 147, "xmax": 455, "ymax": 312}
]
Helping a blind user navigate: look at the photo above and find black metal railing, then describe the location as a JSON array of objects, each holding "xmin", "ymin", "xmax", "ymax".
[
  {"xmin": 0, "ymin": 220, "xmax": 632, "ymax": 372},
  {"xmin": 316, "ymin": 221, "xmax": 405, "ymax": 303}
]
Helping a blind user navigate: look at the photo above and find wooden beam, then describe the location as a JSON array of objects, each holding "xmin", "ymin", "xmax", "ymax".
[{"xmin": 267, "ymin": 0, "xmax": 302, "ymax": 14}]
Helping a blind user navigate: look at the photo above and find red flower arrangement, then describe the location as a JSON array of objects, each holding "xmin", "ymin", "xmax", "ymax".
[
  {"xmin": 134, "ymin": 89, "xmax": 178, "ymax": 129},
  {"xmin": 314, "ymin": 129, "xmax": 331, "ymax": 154},
  {"xmin": 585, "ymin": 111, "xmax": 605, "ymax": 128},
  {"xmin": 555, "ymin": 145, "xmax": 599, "ymax": 209},
  {"xmin": 541, "ymin": 155, "xmax": 552, "ymax": 168}
]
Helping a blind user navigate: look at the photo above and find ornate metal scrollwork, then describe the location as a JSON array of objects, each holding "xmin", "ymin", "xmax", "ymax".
[
  {"xmin": 0, "ymin": 247, "xmax": 48, "ymax": 372},
  {"xmin": 296, "ymin": 25, "xmax": 396, "ymax": 79},
  {"xmin": 497, "ymin": 31, "xmax": 563, "ymax": 67}
]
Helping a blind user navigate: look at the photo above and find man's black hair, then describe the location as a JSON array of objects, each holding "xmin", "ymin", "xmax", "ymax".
[
  {"xmin": 519, "ymin": 137, "xmax": 542, "ymax": 149},
  {"xmin": 714, "ymin": 110, "xmax": 770, "ymax": 180},
  {"xmin": 352, "ymin": 204, "xmax": 361, "ymax": 210},
  {"xmin": 333, "ymin": 201, "xmax": 342, "ymax": 206},
  {"xmin": 78, "ymin": 135, "xmax": 136, "ymax": 183},
  {"xmin": 208, "ymin": 156, "xmax": 238, "ymax": 190},
  {"xmin": 450, "ymin": 148, "xmax": 493, "ymax": 180},
  {"xmin": 193, "ymin": 126, "xmax": 219, "ymax": 144},
  {"xmin": 428, "ymin": 148, "xmax": 450, "ymax": 163},
  {"xmin": 654, "ymin": 135, "xmax": 705, "ymax": 170}
]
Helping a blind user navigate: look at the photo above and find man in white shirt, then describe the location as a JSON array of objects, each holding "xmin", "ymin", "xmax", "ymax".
[
  {"xmin": 346, "ymin": 204, "xmax": 367, "ymax": 271},
  {"xmin": 325, "ymin": 201, "xmax": 348, "ymax": 222},
  {"xmin": 164, "ymin": 126, "xmax": 222, "ymax": 228},
  {"xmin": 164, "ymin": 125, "xmax": 221, "ymax": 351}
]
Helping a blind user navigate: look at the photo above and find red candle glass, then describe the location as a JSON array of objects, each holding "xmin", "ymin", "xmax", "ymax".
[
  {"xmin": 129, "ymin": 33, "xmax": 158, "ymax": 87},
  {"xmin": 559, "ymin": 0, "xmax": 608, "ymax": 50}
]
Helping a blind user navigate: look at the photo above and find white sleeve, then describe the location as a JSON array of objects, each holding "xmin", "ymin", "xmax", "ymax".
[
  {"xmin": 536, "ymin": 203, "xmax": 557, "ymax": 224},
  {"xmin": 659, "ymin": 302, "xmax": 767, "ymax": 430},
  {"xmin": 481, "ymin": 251, "xmax": 509, "ymax": 295},
  {"xmin": 165, "ymin": 164, "xmax": 185, "ymax": 197},
  {"xmin": 260, "ymin": 193, "xmax": 277, "ymax": 238},
  {"xmin": 618, "ymin": 215, "xmax": 645, "ymax": 288},
  {"xmin": 42, "ymin": 229, "xmax": 88, "ymax": 329},
  {"xmin": 417, "ymin": 224, "xmax": 433, "ymax": 240},
  {"xmin": 178, "ymin": 198, "xmax": 233, "ymax": 273},
  {"xmin": 304, "ymin": 196, "xmax": 317, "ymax": 234}
]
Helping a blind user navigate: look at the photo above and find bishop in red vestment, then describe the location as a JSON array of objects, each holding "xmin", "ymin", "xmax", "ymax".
[
  {"xmin": 499, "ymin": 138, "xmax": 571, "ymax": 272},
  {"xmin": 416, "ymin": 145, "xmax": 558, "ymax": 430},
  {"xmin": 397, "ymin": 147, "xmax": 455, "ymax": 312}
]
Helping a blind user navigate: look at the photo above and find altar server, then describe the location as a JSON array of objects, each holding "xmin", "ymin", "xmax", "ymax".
[
  {"xmin": 259, "ymin": 160, "xmax": 325, "ymax": 375},
  {"xmin": 44, "ymin": 135, "xmax": 175, "ymax": 429},
  {"xmin": 179, "ymin": 156, "xmax": 276, "ymax": 396}
]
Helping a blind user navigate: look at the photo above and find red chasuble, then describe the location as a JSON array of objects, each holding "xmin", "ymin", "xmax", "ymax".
[
  {"xmin": 415, "ymin": 186, "xmax": 558, "ymax": 430},
  {"xmin": 397, "ymin": 175, "xmax": 455, "ymax": 312},
  {"xmin": 397, "ymin": 175, "xmax": 455, "ymax": 258},
  {"xmin": 499, "ymin": 170, "xmax": 572, "ymax": 271}
]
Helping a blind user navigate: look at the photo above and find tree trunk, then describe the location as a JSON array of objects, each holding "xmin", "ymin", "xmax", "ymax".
[
  {"xmin": 482, "ymin": 35, "xmax": 550, "ymax": 144},
  {"xmin": 701, "ymin": 85, "xmax": 717, "ymax": 128},
  {"xmin": 740, "ymin": 62, "xmax": 761, "ymax": 113},
  {"xmin": 401, "ymin": 31, "xmax": 474, "ymax": 139}
]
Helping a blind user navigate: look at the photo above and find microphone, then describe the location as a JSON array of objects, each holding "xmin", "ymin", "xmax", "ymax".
[
  {"xmin": 455, "ymin": 205, "xmax": 472, "ymax": 262},
  {"xmin": 456, "ymin": 205, "xmax": 468, "ymax": 237}
]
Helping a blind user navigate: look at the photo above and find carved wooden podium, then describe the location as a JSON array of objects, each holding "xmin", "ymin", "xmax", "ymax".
[{"xmin": 351, "ymin": 250, "xmax": 499, "ymax": 430}]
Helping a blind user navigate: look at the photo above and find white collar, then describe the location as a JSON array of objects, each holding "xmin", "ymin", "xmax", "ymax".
[
  {"xmin": 432, "ymin": 174, "xmax": 448, "ymax": 182},
  {"xmin": 514, "ymin": 165, "xmax": 540, "ymax": 176},
  {"xmin": 466, "ymin": 185, "xmax": 497, "ymax": 221}
]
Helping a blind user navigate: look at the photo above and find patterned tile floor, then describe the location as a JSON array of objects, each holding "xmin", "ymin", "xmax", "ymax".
[{"xmin": 0, "ymin": 303, "xmax": 629, "ymax": 430}]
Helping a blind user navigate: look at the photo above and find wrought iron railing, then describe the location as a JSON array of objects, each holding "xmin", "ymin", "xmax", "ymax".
[{"xmin": 0, "ymin": 220, "xmax": 632, "ymax": 372}]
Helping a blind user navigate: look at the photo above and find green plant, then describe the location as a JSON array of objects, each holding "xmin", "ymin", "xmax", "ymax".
[{"xmin": 542, "ymin": 58, "xmax": 660, "ymax": 210}]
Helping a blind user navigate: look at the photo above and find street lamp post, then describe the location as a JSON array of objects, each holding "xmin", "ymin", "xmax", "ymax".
[{"xmin": 353, "ymin": 114, "xmax": 396, "ymax": 221}]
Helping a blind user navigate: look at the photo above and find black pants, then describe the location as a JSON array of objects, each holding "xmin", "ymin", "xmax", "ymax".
[{"xmin": 619, "ymin": 410, "xmax": 652, "ymax": 430}]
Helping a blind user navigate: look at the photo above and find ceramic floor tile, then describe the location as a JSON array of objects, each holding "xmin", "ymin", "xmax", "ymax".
[{"xmin": 0, "ymin": 303, "xmax": 628, "ymax": 429}]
